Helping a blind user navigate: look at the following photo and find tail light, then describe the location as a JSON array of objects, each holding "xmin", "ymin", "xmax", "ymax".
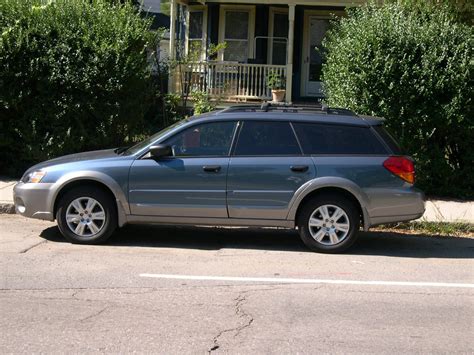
[{"xmin": 383, "ymin": 156, "xmax": 415, "ymax": 184}]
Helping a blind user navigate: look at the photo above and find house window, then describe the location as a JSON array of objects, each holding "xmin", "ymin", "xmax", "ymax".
[
  {"xmin": 186, "ymin": 7, "xmax": 207, "ymax": 60},
  {"xmin": 219, "ymin": 6, "xmax": 255, "ymax": 62}
]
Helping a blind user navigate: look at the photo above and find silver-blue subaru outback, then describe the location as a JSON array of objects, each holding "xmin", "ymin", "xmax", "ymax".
[{"xmin": 14, "ymin": 105, "xmax": 425, "ymax": 253}]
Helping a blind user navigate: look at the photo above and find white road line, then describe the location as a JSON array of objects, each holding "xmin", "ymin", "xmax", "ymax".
[{"xmin": 139, "ymin": 274, "xmax": 474, "ymax": 289}]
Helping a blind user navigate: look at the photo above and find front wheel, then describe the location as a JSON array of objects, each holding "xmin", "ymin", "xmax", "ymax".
[
  {"xmin": 56, "ymin": 186, "xmax": 117, "ymax": 244},
  {"xmin": 297, "ymin": 195, "xmax": 360, "ymax": 253}
]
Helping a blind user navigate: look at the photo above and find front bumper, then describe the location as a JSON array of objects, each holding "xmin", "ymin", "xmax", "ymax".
[{"xmin": 13, "ymin": 182, "xmax": 55, "ymax": 221}]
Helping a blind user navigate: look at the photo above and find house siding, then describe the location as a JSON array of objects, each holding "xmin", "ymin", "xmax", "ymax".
[
  {"xmin": 208, "ymin": 3, "xmax": 220, "ymax": 45},
  {"xmin": 254, "ymin": 5, "xmax": 269, "ymax": 63},
  {"xmin": 292, "ymin": 5, "xmax": 304, "ymax": 99},
  {"xmin": 142, "ymin": 0, "xmax": 161, "ymax": 13}
]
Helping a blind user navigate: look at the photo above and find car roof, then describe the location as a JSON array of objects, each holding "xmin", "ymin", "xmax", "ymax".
[{"xmin": 188, "ymin": 104, "xmax": 384, "ymax": 127}]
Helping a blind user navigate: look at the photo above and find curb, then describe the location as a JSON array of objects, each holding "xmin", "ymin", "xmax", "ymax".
[{"xmin": 0, "ymin": 203, "xmax": 15, "ymax": 214}]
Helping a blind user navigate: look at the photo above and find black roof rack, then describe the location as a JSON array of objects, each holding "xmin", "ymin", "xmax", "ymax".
[{"xmin": 220, "ymin": 102, "xmax": 356, "ymax": 116}]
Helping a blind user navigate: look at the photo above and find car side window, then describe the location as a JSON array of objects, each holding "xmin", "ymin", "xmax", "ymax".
[
  {"xmin": 293, "ymin": 123, "xmax": 388, "ymax": 155},
  {"xmin": 165, "ymin": 121, "xmax": 237, "ymax": 157},
  {"xmin": 234, "ymin": 121, "xmax": 301, "ymax": 156}
]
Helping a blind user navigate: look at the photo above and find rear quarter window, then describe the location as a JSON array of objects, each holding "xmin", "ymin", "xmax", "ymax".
[
  {"xmin": 373, "ymin": 125, "xmax": 403, "ymax": 154},
  {"xmin": 293, "ymin": 123, "xmax": 388, "ymax": 155}
]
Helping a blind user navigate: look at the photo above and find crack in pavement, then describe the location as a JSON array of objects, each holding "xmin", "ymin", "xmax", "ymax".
[
  {"xmin": 18, "ymin": 240, "xmax": 47, "ymax": 254},
  {"xmin": 0, "ymin": 286, "xmax": 160, "ymax": 292},
  {"xmin": 0, "ymin": 283, "xmax": 299, "ymax": 292},
  {"xmin": 208, "ymin": 292, "xmax": 254, "ymax": 353},
  {"xmin": 79, "ymin": 306, "xmax": 108, "ymax": 322},
  {"xmin": 207, "ymin": 286, "xmax": 298, "ymax": 353}
]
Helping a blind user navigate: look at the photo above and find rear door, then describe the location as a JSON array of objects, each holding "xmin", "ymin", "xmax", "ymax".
[{"xmin": 227, "ymin": 120, "xmax": 316, "ymax": 220}]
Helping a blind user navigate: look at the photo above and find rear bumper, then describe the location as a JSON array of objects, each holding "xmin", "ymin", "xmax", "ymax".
[
  {"xmin": 13, "ymin": 182, "xmax": 54, "ymax": 221},
  {"xmin": 366, "ymin": 187, "xmax": 425, "ymax": 227},
  {"xmin": 368, "ymin": 212, "xmax": 424, "ymax": 227}
]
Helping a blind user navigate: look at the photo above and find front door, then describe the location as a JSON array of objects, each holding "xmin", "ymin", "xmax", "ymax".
[
  {"xmin": 227, "ymin": 121, "xmax": 316, "ymax": 220},
  {"xmin": 128, "ymin": 121, "xmax": 237, "ymax": 217},
  {"xmin": 302, "ymin": 15, "xmax": 330, "ymax": 97}
]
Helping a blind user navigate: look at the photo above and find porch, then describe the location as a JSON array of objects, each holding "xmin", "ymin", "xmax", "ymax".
[
  {"xmin": 176, "ymin": 62, "xmax": 286, "ymax": 101},
  {"xmin": 168, "ymin": 0, "xmax": 366, "ymax": 103}
]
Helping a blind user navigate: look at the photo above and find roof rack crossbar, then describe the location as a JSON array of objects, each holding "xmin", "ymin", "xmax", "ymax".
[
  {"xmin": 219, "ymin": 103, "xmax": 356, "ymax": 116},
  {"xmin": 221, "ymin": 104, "xmax": 261, "ymax": 113}
]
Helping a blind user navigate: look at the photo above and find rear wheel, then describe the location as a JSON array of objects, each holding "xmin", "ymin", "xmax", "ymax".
[
  {"xmin": 56, "ymin": 186, "xmax": 117, "ymax": 244},
  {"xmin": 297, "ymin": 195, "xmax": 360, "ymax": 253}
]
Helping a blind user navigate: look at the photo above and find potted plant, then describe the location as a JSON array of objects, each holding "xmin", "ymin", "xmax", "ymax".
[{"xmin": 267, "ymin": 71, "xmax": 286, "ymax": 102}]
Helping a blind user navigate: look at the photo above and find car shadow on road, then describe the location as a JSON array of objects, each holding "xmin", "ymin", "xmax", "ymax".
[{"xmin": 39, "ymin": 224, "xmax": 474, "ymax": 259}]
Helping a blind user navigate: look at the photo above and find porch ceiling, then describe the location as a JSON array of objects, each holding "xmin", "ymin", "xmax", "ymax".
[{"xmin": 200, "ymin": 0, "xmax": 366, "ymax": 6}]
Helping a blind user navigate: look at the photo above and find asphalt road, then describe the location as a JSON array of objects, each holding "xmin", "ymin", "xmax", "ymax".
[{"xmin": 1, "ymin": 214, "xmax": 473, "ymax": 354}]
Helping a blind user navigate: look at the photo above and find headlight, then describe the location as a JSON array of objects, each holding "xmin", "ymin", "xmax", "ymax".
[{"xmin": 25, "ymin": 171, "xmax": 47, "ymax": 183}]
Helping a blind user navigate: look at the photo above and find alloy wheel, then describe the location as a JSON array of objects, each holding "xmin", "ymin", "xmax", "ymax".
[
  {"xmin": 65, "ymin": 197, "xmax": 106, "ymax": 237},
  {"xmin": 308, "ymin": 204, "xmax": 350, "ymax": 245}
]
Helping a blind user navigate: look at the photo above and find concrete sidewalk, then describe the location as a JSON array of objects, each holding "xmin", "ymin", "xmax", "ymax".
[
  {"xmin": 0, "ymin": 179, "xmax": 16, "ymax": 214},
  {"xmin": 420, "ymin": 199, "xmax": 474, "ymax": 224},
  {"xmin": 1, "ymin": 179, "xmax": 472, "ymax": 223}
]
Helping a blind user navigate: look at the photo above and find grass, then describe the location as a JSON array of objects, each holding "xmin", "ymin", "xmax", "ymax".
[{"xmin": 374, "ymin": 221, "xmax": 474, "ymax": 237}]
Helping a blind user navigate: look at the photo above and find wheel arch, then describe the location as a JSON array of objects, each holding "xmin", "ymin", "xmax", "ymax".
[
  {"xmin": 50, "ymin": 172, "xmax": 129, "ymax": 227},
  {"xmin": 287, "ymin": 178, "xmax": 370, "ymax": 231}
]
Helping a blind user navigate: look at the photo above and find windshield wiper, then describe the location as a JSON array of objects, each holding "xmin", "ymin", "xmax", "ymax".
[{"xmin": 114, "ymin": 146, "xmax": 130, "ymax": 155}]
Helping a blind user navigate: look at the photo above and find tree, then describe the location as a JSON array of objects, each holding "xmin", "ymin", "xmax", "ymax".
[
  {"xmin": 160, "ymin": 0, "xmax": 171, "ymax": 16},
  {"xmin": 322, "ymin": 2, "xmax": 473, "ymax": 198},
  {"xmin": 0, "ymin": 0, "xmax": 164, "ymax": 175}
]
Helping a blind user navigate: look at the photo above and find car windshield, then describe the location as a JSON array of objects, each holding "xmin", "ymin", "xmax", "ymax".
[{"xmin": 122, "ymin": 119, "xmax": 189, "ymax": 155}]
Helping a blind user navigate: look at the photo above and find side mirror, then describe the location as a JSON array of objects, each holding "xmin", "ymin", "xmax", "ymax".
[{"xmin": 149, "ymin": 144, "xmax": 173, "ymax": 158}]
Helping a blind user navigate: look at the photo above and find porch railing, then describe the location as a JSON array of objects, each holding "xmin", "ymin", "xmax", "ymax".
[{"xmin": 175, "ymin": 62, "xmax": 287, "ymax": 101}]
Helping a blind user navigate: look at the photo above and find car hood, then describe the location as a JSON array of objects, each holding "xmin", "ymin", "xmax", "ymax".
[{"xmin": 25, "ymin": 149, "xmax": 121, "ymax": 173}]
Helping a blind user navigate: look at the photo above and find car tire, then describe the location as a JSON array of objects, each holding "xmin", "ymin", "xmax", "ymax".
[
  {"xmin": 297, "ymin": 194, "xmax": 360, "ymax": 253},
  {"xmin": 56, "ymin": 186, "xmax": 117, "ymax": 244}
]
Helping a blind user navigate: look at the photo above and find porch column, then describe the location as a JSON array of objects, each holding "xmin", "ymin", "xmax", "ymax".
[
  {"xmin": 168, "ymin": 0, "xmax": 178, "ymax": 93},
  {"xmin": 286, "ymin": 4, "xmax": 295, "ymax": 103}
]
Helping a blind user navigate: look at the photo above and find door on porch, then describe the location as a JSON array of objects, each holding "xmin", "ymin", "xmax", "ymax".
[
  {"xmin": 301, "ymin": 12, "xmax": 331, "ymax": 97},
  {"xmin": 268, "ymin": 7, "xmax": 288, "ymax": 65}
]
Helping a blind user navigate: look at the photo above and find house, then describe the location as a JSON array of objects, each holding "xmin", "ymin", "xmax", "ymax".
[
  {"xmin": 167, "ymin": 0, "xmax": 367, "ymax": 103},
  {"xmin": 141, "ymin": 0, "xmax": 171, "ymax": 60}
]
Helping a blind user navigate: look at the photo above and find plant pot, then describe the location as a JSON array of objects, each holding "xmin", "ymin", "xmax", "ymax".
[{"xmin": 271, "ymin": 89, "xmax": 286, "ymax": 102}]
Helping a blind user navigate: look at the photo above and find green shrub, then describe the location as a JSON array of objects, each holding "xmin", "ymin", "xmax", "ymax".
[
  {"xmin": 191, "ymin": 90, "xmax": 215, "ymax": 115},
  {"xmin": 0, "ymin": 0, "xmax": 164, "ymax": 176},
  {"xmin": 322, "ymin": 2, "xmax": 473, "ymax": 199},
  {"xmin": 266, "ymin": 71, "xmax": 285, "ymax": 90}
]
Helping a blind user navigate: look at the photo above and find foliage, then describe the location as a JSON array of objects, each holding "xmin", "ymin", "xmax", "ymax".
[
  {"xmin": 322, "ymin": 2, "xmax": 473, "ymax": 199},
  {"xmin": 392, "ymin": 0, "xmax": 473, "ymax": 24},
  {"xmin": 169, "ymin": 41, "xmax": 226, "ymax": 110},
  {"xmin": 163, "ymin": 93, "xmax": 181, "ymax": 123},
  {"xmin": 266, "ymin": 71, "xmax": 285, "ymax": 90},
  {"xmin": 191, "ymin": 90, "xmax": 215, "ymax": 115},
  {"xmin": 377, "ymin": 222, "xmax": 474, "ymax": 237},
  {"xmin": 207, "ymin": 42, "xmax": 227, "ymax": 61},
  {"xmin": 0, "ymin": 0, "xmax": 168, "ymax": 176},
  {"xmin": 160, "ymin": 0, "xmax": 170, "ymax": 16}
]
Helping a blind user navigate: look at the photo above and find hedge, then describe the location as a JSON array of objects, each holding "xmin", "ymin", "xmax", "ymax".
[
  {"xmin": 322, "ymin": 2, "xmax": 473, "ymax": 199},
  {"xmin": 0, "ymin": 0, "xmax": 164, "ymax": 176}
]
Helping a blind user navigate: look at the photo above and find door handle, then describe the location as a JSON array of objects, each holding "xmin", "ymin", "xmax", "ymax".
[
  {"xmin": 203, "ymin": 165, "xmax": 221, "ymax": 173},
  {"xmin": 290, "ymin": 165, "xmax": 309, "ymax": 172}
]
